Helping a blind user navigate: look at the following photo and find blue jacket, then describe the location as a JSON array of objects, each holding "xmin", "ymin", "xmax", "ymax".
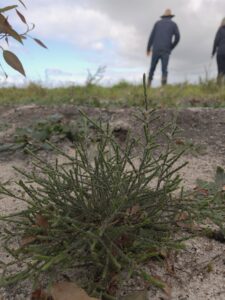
[
  {"xmin": 147, "ymin": 16, "xmax": 180, "ymax": 54},
  {"xmin": 212, "ymin": 25, "xmax": 225, "ymax": 56}
]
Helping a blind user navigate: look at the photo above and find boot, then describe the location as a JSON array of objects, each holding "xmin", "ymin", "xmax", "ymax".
[
  {"xmin": 147, "ymin": 78, "xmax": 152, "ymax": 87},
  {"xmin": 217, "ymin": 74, "xmax": 224, "ymax": 85},
  {"xmin": 161, "ymin": 76, "xmax": 167, "ymax": 86}
]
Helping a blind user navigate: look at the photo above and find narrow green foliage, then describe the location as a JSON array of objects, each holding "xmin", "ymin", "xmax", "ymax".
[
  {"xmin": 1, "ymin": 79, "xmax": 225, "ymax": 107},
  {"xmin": 195, "ymin": 166, "xmax": 225, "ymax": 195},
  {"xmin": 184, "ymin": 166, "xmax": 225, "ymax": 240},
  {"xmin": 0, "ymin": 98, "xmax": 189, "ymax": 297},
  {"xmin": 0, "ymin": 114, "xmax": 87, "ymax": 154},
  {"xmin": 173, "ymin": 138, "xmax": 207, "ymax": 157}
]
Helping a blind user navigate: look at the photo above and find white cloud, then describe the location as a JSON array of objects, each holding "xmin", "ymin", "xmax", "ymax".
[
  {"xmin": 91, "ymin": 42, "xmax": 104, "ymax": 51},
  {"xmin": 27, "ymin": 2, "xmax": 137, "ymax": 51},
  {"xmin": 15, "ymin": 0, "xmax": 225, "ymax": 85}
]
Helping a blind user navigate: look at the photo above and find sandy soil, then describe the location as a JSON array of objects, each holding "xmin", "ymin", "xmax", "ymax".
[{"xmin": 0, "ymin": 105, "xmax": 225, "ymax": 300}]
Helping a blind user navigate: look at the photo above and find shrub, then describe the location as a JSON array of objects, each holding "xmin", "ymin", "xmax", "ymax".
[{"xmin": 0, "ymin": 78, "xmax": 194, "ymax": 298}]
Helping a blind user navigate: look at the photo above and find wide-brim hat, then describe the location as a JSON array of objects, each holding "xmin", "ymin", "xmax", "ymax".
[{"xmin": 161, "ymin": 9, "xmax": 175, "ymax": 18}]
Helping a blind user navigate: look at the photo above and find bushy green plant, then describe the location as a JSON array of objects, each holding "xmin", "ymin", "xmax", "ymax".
[{"xmin": 0, "ymin": 85, "xmax": 190, "ymax": 299}]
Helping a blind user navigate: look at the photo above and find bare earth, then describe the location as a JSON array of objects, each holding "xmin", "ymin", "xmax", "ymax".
[{"xmin": 0, "ymin": 105, "xmax": 225, "ymax": 300}]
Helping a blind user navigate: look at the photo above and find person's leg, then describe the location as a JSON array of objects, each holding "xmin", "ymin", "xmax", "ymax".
[
  {"xmin": 216, "ymin": 54, "xmax": 225, "ymax": 84},
  {"xmin": 148, "ymin": 52, "xmax": 160, "ymax": 86},
  {"xmin": 161, "ymin": 53, "xmax": 170, "ymax": 85},
  {"xmin": 220, "ymin": 54, "xmax": 225, "ymax": 82}
]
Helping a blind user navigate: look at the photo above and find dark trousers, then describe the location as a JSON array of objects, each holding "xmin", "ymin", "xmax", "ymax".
[
  {"xmin": 217, "ymin": 54, "xmax": 225, "ymax": 84},
  {"xmin": 217, "ymin": 53, "xmax": 225, "ymax": 76},
  {"xmin": 148, "ymin": 51, "xmax": 170, "ymax": 82}
]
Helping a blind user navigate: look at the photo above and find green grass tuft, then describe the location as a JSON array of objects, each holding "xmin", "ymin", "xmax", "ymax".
[{"xmin": 1, "ymin": 79, "xmax": 225, "ymax": 108}]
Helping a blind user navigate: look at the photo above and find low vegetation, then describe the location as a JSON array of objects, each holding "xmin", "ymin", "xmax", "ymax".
[
  {"xmin": 0, "ymin": 113, "xmax": 87, "ymax": 154},
  {"xmin": 0, "ymin": 79, "xmax": 224, "ymax": 299},
  {"xmin": 0, "ymin": 80, "xmax": 225, "ymax": 108},
  {"xmin": 0, "ymin": 107, "xmax": 187, "ymax": 298}
]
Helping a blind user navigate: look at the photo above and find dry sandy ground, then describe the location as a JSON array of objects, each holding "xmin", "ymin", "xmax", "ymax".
[{"xmin": 0, "ymin": 105, "xmax": 225, "ymax": 300}]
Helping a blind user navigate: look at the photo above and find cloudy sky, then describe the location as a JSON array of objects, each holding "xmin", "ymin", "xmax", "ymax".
[{"xmin": 1, "ymin": 0, "xmax": 225, "ymax": 86}]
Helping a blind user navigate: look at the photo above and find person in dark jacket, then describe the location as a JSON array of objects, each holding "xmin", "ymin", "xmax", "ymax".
[
  {"xmin": 146, "ymin": 9, "xmax": 180, "ymax": 87},
  {"xmin": 212, "ymin": 17, "xmax": 225, "ymax": 84}
]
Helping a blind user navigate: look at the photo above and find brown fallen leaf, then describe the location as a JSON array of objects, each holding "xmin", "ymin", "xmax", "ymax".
[
  {"xmin": 193, "ymin": 186, "xmax": 209, "ymax": 196},
  {"xmin": 176, "ymin": 219, "xmax": 201, "ymax": 231},
  {"xmin": 150, "ymin": 275, "xmax": 172, "ymax": 300},
  {"xmin": 175, "ymin": 211, "xmax": 189, "ymax": 222},
  {"xmin": 50, "ymin": 282, "xmax": 99, "ymax": 300},
  {"xmin": 20, "ymin": 235, "xmax": 37, "ymax": 247},
  {"xmin": 107, "ymin": 274, "xmax": 119, "ymax": 296},
  {"xmin": 35, "ymin": 214, "xmax": 49, "ymax": 228},
  {"xmin": 175, "ymin": 139, "xmax": 185, "ymax": 145},
  {"xmin": 164, "ymin": 252, "xmax": 175, "ymax": 275},
  {"xmin": 126, "ymin": 204, "xmax": 140, "ymax": 216},
  {"xmin": 175, "ymin": 211, "xmax": 202, "ymax": 231},
  {"xmin": 21, "ymin": 214, "xmax": 49, "ymax": 246},
  {"xmin": 162, "ymin": 283, "xmax": 172, "ymax": 299},
  {"xmin": 30, "ymin": 288, "xmax": 50, "ymax": 300}
]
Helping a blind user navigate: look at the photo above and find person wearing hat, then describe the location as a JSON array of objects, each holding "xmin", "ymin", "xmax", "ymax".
[
  {"xmin": 146, "ymin": 9, "xmax": 180, "ymax": 87},
  {"xmin": 212, "ymin": 17, "xmax": 225, "ymax": 84}
]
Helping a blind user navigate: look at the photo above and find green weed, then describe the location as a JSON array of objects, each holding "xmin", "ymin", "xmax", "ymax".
[
  {"xmin": 0, "ymin": 84, "xmax": 189, "ymax": 298},
  {"xmin": 0, "ymin": 79, "xmax": 225, "ymax": 107}
]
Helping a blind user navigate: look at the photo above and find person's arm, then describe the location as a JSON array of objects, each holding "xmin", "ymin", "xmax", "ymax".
[
  {"xmin": 171, "ymin": 23, "xmax": 180, "ymax": 50},
  {"xmin": 147, "ymin": 23, "xmax": 156, "ymax": 54},
  {"xmin": 212, "ymin": 29, "xmax": 221, "ymax": 57}
]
